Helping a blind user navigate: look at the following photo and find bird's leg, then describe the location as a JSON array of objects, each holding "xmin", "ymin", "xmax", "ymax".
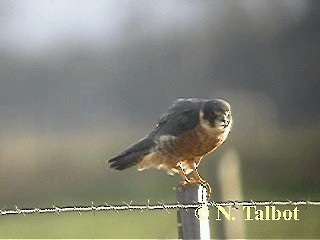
[
  {"xmin": 178, "ymin": 163, "xmax": 190, "ymax": 186},
  {"xmin": 191, "ymin": 163, "xmax": 206, "ymax": 183},
  {"xmin": 178, "ymin": 162, "xmax": 211, "ymax": 197},
  {"xmin": 191, "ymin": 163, "xmax": 212, "ymax": 197}
]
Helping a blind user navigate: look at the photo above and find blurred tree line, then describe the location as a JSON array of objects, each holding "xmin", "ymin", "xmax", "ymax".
[{"xmin": 0, "ymin": 0, "xmax": 319, "ymax": 133}]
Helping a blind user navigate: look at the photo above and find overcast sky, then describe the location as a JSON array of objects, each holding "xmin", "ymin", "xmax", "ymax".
[
  {"xmin": 0, "ymin": 0, "xmax": 307, "ymax": 54},
  {"xmin": 0, "ymin": 0, "xmax": 211, "ymax": 53}
]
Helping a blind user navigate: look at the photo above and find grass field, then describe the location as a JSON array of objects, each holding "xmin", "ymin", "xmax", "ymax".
[{"xmin": 1, "ymin": 128, "xmax": 319, "ymax": 238}]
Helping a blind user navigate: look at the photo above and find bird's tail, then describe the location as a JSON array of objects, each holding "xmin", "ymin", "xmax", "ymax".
[{"xmin": 108, "ymin": 137, "xmax": 155, "ymax": 170}]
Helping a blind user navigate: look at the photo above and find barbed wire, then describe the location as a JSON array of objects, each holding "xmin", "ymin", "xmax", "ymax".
[{"xmin": 1, "ymin": 200, "xmax": 319, "ymax": 216}]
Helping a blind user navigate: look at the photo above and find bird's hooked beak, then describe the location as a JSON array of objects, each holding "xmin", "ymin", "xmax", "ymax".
[{"xmin": 216, "ymin": 111, "xmax": 232, "ymax": 130}]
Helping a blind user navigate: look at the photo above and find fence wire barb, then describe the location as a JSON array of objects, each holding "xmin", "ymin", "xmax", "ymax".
[{"xmin": 1, "ymin": 200, "xmax": 319, "ymax": 216}]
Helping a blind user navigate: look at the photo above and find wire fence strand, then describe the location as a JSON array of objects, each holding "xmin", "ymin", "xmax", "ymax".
[{"xmin": 1, "ymin": 200, "xmax": 319, "ymax": 216}]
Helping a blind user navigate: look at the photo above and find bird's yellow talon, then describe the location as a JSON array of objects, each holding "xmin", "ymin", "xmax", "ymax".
[
  {"xmin": 179, "ymin": 178, "xmax": 212, "ymax": 198},
  {"xmin": 201, "ymin": 181, "xmax": 212, "ymax": 198}
]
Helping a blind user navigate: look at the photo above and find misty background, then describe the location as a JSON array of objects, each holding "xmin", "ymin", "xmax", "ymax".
[{"xmin": 0, "ymin": 0, "xmax": 319, "ymax": 238}]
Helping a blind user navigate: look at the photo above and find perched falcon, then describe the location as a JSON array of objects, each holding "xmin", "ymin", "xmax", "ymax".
[{"xmin": 108, "ymin": 98, "xmax": 232, "ymax": 194}]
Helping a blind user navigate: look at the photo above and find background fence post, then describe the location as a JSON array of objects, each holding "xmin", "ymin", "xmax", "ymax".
[
  {"xmin": 218, "ymin": 149, "xmax": 244, "ymax": 239},
  {"xmin": 176, "ymin": 183, "xmax": 210, "ymax": 240}
]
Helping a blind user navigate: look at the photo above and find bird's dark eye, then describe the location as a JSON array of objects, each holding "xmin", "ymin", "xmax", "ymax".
[{"xmin": 210, "ymin": 112, "xmax": 215, "ymax": 116}]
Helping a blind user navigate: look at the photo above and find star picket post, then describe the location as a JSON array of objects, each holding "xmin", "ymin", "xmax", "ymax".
[{"xmin": 176, "ymin": 183, "xmax": 210, "ymax": 239}]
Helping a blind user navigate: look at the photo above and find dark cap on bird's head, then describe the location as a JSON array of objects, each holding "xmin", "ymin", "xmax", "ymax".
[{"xmin": 200, "ymin": 99, "xmax": 232, "ymax": 130}]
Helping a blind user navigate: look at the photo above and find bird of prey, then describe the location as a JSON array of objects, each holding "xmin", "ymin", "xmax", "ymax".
[{"xmin": 108, "ymin": 98, "xmax": 232, "ymax": 195}]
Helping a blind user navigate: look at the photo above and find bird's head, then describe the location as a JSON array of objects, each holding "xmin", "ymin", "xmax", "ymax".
[{"xmin": 200, "ymin": 99, "xmax": 232, "ymax": 131}]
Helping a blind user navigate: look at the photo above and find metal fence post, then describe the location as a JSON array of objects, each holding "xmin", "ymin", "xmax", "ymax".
[{"xmin": 176, "ymin": 183, "xmax": 210, "ymax": 240}]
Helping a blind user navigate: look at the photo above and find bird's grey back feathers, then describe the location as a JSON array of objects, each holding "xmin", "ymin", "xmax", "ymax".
[
  {"xmin": 108, "ymin": 98, "xmax": 210, "ymax": 170},
  {"xmin": 150, "ymin": 98, "xmax": 208, "ymax": 138}
]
